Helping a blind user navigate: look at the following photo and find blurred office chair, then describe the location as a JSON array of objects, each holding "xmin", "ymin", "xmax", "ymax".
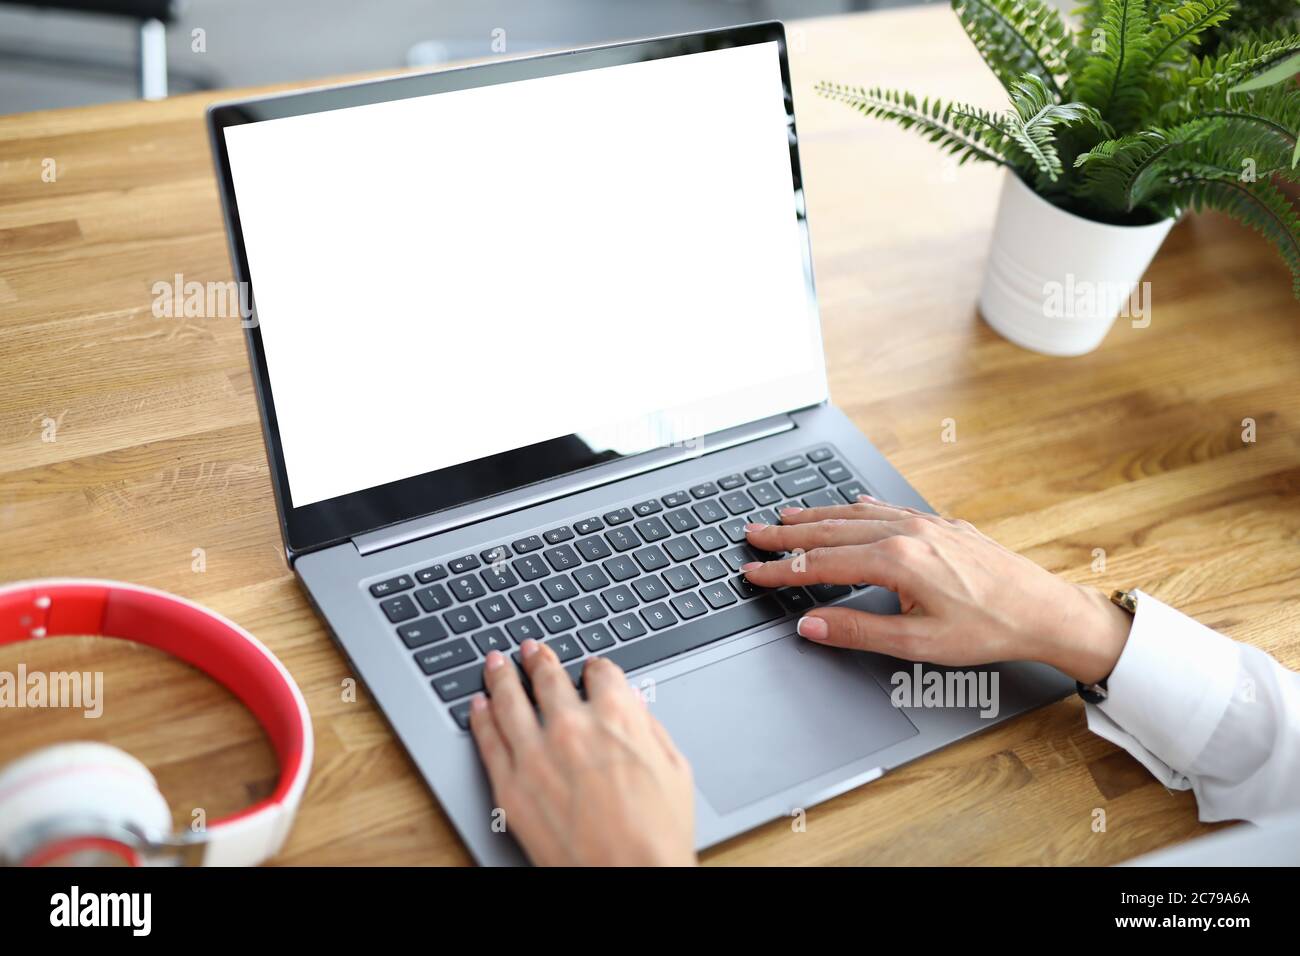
[{"xmin": 2, "ymin": 0, "xmax": 183, "ymax": 99}]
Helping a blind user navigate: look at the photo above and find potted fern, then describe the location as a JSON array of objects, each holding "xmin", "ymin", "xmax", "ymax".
[{"xmin": 818, "ymin": 0, "xmax": 1300, "ymax": 355}]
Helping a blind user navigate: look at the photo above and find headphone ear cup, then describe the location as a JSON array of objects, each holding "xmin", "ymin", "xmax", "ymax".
[{"xmin": 0, "ymin": 742, "xmax": 173, "ymax": 864}]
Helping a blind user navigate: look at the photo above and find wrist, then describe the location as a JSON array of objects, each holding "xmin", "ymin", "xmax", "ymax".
[{"xmin": 1042, "ymin": 585, "xmax": 1133, "ymax": 685}]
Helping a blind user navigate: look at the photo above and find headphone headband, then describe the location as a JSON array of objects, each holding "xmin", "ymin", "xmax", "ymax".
[{"xmin": 0, "ymin": 579, "xmax": 313, "ymax": 866}]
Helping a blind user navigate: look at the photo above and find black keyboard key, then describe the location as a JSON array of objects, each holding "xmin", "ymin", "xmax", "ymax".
[
  {"xmin": 575, "ymin": 536, "xmax": 613, "ymax": 561},
  {"xmin": 808, "ymin": 448, "xmax": 834, "ymax": 463},
  {"xmin": 481, "ymin": 566, "xmax": 518, "ymax": 592},
  {"xmin": 604, "ymin": 527, "xmax": 639, "ymax": 553},
  {"xmin": 717, "ymin": 473, "xmax": 745, "ymax": 491},
  {"xmin": 731, "ymin": 575, "xmax": 762, "ymax": 600},
  {"xmin": 664, "ymin": 508, "xmax": 700, "ymax": 533},
  {"xmin": 605, "ymin": 597, "xmax": 783, "ymax": 674},
  {"xmin": 472, "ymin": 626, "xmax": 512, "ymax": 654},
  {"xmin": 691, "ymin": 555, "xmax": 729, "ymax": 582},
  {"xmin": 665, "ymin": 537, "xmax": 700, "ymax": 562},
  {"xmin": 481, "ymin": 545, "xmax": 510, "ymax": 565},
  {"xmin": 541, "ymin": 575, "xmax": 579, "ymax": 602},
  {"xmin": 603, "ymin": 555, "xmax": 640, "ymax": 582},
  {"xmin": 749, "ymin": 482, "xmax": 781, "ymax": 506},
  {"xmin": 414, "ymin": 583, "xmax": 452, "ymax": 613},
  {"xmin": 745, "ymin": 465, "xmax": 773, "ymax": 481},
  {"xmin": 449, "ymin": 575, "xmax": 485, "ymax": 602},
  {"xmin": 603, "ymin": 507, "xmax": 634, "ymax": 525},
  {"xmin": 539, "ymin": 606, "xmax": 576, "ymax": 634},
  {"xmin": 543, "ymin": 526, "xmax": 574, "ymax": 544},
  {"xmin": 511, "ymin": 554, "xmax": 549, "ymax": 582},
  {"xmin": 380, "ymin": 595, "xmax": 419, "ymax": 623},
  {"xmin": 600, "ymin": 584, "xmax": 639, "ymax": 613},
  {"xmin": 574, "ymin": 565, "xmax": 611, "ymax": 592},
  {"xmin": 664, "ymin": 566, "xmax": 699, "ymax": 592},
  {"xmin": 803, "ymin": 490, "xmax": 841, "ymax": 508},
  {"xmin": 690, "ymin": 482, "xmax": 719, "ymax": 499},
  {"xmin": 772, "ymin": 455, "xmax": 807, "ymax": 474},
  {"xmin": 722, "ymin": 545, "xmax": 761, "ymax": 571},
  {"xmin": 721, "ymin": 518, "xmax": 748, "ymax": 543},
  {"xmin": 448, "ymin": 555, "xmax": 480, "ymax": 574},
  {"xmin": 507, "ymin": 615, "xmax": 546, "ymax": 644},
  {"xmin": 543, "ymin": 545, "xmax": 580, "ymax": 572},
  {"xmin": 701, "ymin": 582, "xmax": 739, "ymax": 609},
  {"xmin": 370, "ymin": 575, "xmax": 413, "ymax": 598},
  {"xmin": 475, "ymin": 595, "xmax": 515, "ymax": 624},
  {"xmin": 415, "ymin": 638, "xmax": 475, "ymax": 675},
  {"xmin": 640, "ymin": 602, "xmax": 678, "ymax": 631},
  {"xmin": 577, "ymin": 623, "xmax": 616, "ymax": 652},
  {"xmin": 838, "ymin": 480, "xmax": 869, "ymax": 502},
  {"xmin": 775, "ymin": 588, "xmax": 814, "ymax": 613},
  {"xmin": 547, "ymin": 634, "xmax": 584, "ymax": 663},
  {"xmin": 720, "ymin": 491, "xmax": 754, "ymax": 515},
  {"xmin": 512, "ymin": 535, "xmax": 543, "ymax": 554},
  {"xmin": 661, "ymin": 490, "xmax": 690, "ymax": 507},
  {"xmin": 508, "ymin": 584, "xmax": 547, "ymax": 613},
  {"xmin": 670, "ymin": 592, "xmax": 708, "ymax": 620},
  {"xmin": 609, "ymin": 612, "xmax": 647, "ymax": 641},
  {"xmin": 776, "ymin": 468, "xmax": 828, "ymax": 498},
  {"xmin": 632, "ymin": 499, "xmax": 663, "ymax": 516},
  {"xmin": 808, "ymin": 583, "xmax": 852, "ymax": 602},
  {"xmin": 571, "ymin": 595, "xmax": 608, "ymax": 623},
  {"xmin": 415, "ymin": 564, "xmax": 448, "ymax": 584},
  {"xmin": 450, "ymin": 699, "xmax": 474, "ymax": 729},
  {"xmin": 820, "ymin": 461, "xmax": 851, "ymax": 484},
  {"xmin": 433, "ymin": 664, "xmax": 484, "ymax": 702},
  {"xmin": 398, "ymin": 616, "xmax": 448, "ymax": 648},
  {"xmin": 574, "ymin": 517, "xmax": 604, "ymax": 535},
  {"xmin": 692, "ymin": 527, "xmax": 727, "ymax": 552},
  {"xmin": 693, "ymin": 499, "xmax": 727, "ymax": 524},
  {"xmin": 632, "ymin": 575, "xmax": 670, "ymax": 603},
  {"xmin": 444, "ymin": 607, "xmax": 482, "ymax": 634},
  {"xmin": 633, "ymin": 545, "xmax": 670, "ymax": 572},
  {"xmin": 633, "ymin": 516, "xmax": 671, "ymax": 543}
]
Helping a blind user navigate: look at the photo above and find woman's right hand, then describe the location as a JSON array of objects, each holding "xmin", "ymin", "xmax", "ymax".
[{"xmin": 741, "ymin": 496, "xmax": 1133, "ymax": 685}]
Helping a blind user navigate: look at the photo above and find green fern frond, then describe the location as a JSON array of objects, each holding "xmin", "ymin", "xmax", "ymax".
[
  {"xmin": 1174, "ymin": 172, "xmax": 1300, "ymax": 293},
  {"xmin": 1075, "ymin": 0, "xmax": 1155, "ymax": 132},
  {"xmin": 1148, "ymin": 1, "xmax": 1239, "ymax": 71},
  {"xmin": 1073, "ymin": 123, "xmax": 1215, "ymax": 209},
  {"xmin": 1178, "ymin": 30, "xmax": 1300, "ymax": 94},
  {"xmin": 951, "ymin": 0, "xmax": 1073, "ymax": 97},
  {"xmin": 1165, "ymin": 82, "xmax": 1300, "ymax": 167},
  {"xmin": 1004, "ymin": 74, "xmax": 1112, "ymax": 181},
  {"xmin": 814, "ymin": 83, "xmax": 1014, "ymax": 168}
]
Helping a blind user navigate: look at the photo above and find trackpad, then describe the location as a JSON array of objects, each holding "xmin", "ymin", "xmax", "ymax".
[{"xmin": 652, "ymin": 637, "xmax": 918, "ymax": 814}]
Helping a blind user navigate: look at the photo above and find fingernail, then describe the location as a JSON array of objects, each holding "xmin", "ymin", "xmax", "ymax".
[
  {"xmin": 744, "ymin": 523, "xmax": 766, "ymax": 532},
  {"xmin": 857, "ymin": 494, "xmax": 876, "ymax": 502},
  {"xmin": 740, "ymin": 562, "xmax": 764, "ymax": 572},
  {"xmin": 796, "ymin": 616, "xmax": 828, "ymax": 640},
  {"xmin": 521, "ymin": 639, "xmax": 540, "ymax": 658},
  {"xmin": 470, "ymin": 693, "xmax": 488, "ymax": 712},
  {"xmin": 780, "ymin": 507, "xmax": 803, "ymax": 515},
  {"xmin": 485, "ymin": 650, "xmax": 506, "ymax": 671}
]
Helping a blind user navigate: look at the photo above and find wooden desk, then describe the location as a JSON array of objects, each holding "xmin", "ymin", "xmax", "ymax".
[{"xmin": 1, "ymin": 6, "xmax": 1296, "ymax": 866}]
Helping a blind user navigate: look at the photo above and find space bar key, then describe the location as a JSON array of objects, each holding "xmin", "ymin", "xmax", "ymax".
[{"xmin": 601, "ymin": 596, "xmax": 785, "ymax": 675}]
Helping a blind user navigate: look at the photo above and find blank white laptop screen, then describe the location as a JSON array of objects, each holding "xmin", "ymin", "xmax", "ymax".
[{"xmin": 223, "ymin": 41, "xmax": 826, "ymax": 507}]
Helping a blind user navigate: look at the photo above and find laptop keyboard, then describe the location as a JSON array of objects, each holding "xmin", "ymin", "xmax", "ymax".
[{"xmin": 366, "ymin": 445, "xmax": 873, "ymax": 730}]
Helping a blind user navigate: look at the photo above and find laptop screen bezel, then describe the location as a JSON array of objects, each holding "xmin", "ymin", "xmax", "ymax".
[{"xmin": 207, "ymin": 20, "xmax": 823, "ymax": 558}]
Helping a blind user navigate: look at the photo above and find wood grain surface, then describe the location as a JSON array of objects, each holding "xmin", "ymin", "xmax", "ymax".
[{"xmin": 1, "ymin": 6, "xmax": 1296, "ymax": 866}]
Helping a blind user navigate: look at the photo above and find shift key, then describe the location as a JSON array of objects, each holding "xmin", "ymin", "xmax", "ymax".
[{"xmin": 600, "ymin": 596, "xmax": 784, "ymax": 675}]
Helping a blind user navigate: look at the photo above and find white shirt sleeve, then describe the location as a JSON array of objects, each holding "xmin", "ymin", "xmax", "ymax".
[{"xmin": 1084, "ymin": 589, "xmax": 1300, "ymax": 824}]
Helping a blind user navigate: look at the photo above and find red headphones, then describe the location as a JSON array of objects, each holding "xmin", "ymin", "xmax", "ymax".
[{"xmin": 0, "ymin": 579, "xmax": 313, "ymax": 866}]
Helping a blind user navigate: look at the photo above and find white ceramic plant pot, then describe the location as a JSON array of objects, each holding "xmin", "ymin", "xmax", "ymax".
[{"xmin": 978, "ymin": 170, "xmax": 1176, "ymax": 356}]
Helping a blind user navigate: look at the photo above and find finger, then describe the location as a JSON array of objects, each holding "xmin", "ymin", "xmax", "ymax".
[
  {"xmin": 481, "ymin": 649, "xmax": 541, "ymax": 752},
  {"xmin": 741, "ymin": 542, "xmax": 908, "ymax": 590},
  {"xmin": 468, "ymin": 692, "xmax": 513, "ymax": 782},
  {"xmin": 521, "ymin": 639, "xmax": 581, "ymax": 717},
  {"xmin": 746, "ymin": 518, "xmax": 896, "ymax": 553},
  {"xmin": 582, "ymin": 655, "xmax": 630, "ymax": 707},
  {"xmin": 795, "ymin": 606, "xmax": 933, "ymax": 658},
  {"xmin": 778, "ymin": 499, "xmax": 937, "ymax": 525}
]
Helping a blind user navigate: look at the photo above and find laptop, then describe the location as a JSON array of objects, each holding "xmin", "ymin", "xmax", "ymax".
[{"xmin": 207, "ymin": 22, "xmax": 1072, "ymax": 865}]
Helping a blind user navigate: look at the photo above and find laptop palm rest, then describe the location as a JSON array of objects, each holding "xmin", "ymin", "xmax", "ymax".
[{"xmin": 652, "ymin": 635, "xmax": 918, "ymax": 815}]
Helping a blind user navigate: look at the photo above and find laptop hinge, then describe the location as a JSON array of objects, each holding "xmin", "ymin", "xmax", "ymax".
[{"xmin": 352, "ymin": 413, "xmax": 798, "ymax": 557}]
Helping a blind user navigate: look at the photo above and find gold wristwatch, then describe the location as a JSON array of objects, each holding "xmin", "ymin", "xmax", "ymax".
[{"xmin": 1076, "ymin": 589, "xmax": 1137, "ymax": 704}]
